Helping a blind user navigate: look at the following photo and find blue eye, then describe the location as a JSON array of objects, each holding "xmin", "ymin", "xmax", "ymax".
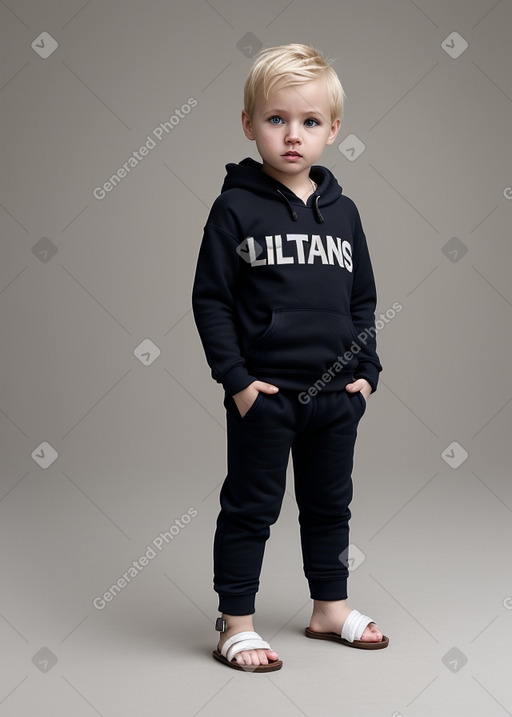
[
  {"xmin": 304, "ymin": 118, "xmax": 319, "ymax": 127},
  {"xmin": 269, "ymin": 116, "xmax": 283, "ymax": 124}
]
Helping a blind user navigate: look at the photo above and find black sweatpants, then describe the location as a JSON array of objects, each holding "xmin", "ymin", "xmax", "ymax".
[{"xmin": 213, "ymin": 386, "xmax": 367, "ymax": 615}]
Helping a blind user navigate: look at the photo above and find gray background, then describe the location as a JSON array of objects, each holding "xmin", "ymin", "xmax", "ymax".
[{"xmin": 1, "ymin": 0, "xmax": 511, "ymax": 715}]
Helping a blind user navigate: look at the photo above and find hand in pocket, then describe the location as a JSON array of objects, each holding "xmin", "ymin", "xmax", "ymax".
[
  {"xmin": 345, "ymin": 378, "xmax": 372, "ymax": 401},
  {"xmin": 233, "ymin": 380, "xmax": 279, "ymax": 417}
]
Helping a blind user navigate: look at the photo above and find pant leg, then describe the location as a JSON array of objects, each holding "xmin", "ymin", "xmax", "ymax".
[
  {"xmin": 214, "ymin": 390, "xmax": 296, "ymax": 615},
  {"xmin": 292, "ymin": 389, "xmax": 366, "ymax": 601}
]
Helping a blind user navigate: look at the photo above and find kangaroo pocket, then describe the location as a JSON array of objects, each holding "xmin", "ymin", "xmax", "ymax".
[{"xmin": 245, "ymin": 309, "xmax": 359, "ymax": 374}]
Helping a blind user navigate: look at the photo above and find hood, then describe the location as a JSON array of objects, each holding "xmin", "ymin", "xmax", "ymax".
[{"xmin": 220, "ymin": 156, "xmax": 343, "ymax": 223}]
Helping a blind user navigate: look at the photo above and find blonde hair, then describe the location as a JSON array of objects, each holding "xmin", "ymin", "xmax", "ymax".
[{"xmin": 243, "ymin": 43, "xmax": 344, "ymax": 123}]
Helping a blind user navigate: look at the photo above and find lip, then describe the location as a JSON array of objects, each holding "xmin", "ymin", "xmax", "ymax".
[{"xmin": 282, "ymin": 151, "xmax": 303, "ymax": 162}]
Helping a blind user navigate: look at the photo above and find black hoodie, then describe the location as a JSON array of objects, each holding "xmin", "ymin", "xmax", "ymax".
[{"xmin": 192, "ymin": 157, "xmax": 382, "ymax": 396}]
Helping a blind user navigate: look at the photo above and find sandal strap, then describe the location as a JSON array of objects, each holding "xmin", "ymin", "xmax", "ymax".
[
  {"xmin": 221, "ymin": 631, "xmax": 271, "ymax": 663},
  {"xmin": 341, "ymin": 610, "xmax": 374, "ymax": 642}
]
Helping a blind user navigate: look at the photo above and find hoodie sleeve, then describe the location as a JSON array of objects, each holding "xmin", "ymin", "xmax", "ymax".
[
  {"xmin": 192, "ymin": 200, "xmax": 258, "ymax": 395},
  {"xmin": 349, "ymin": 203, "xmax": 383, "ymax": 393}
]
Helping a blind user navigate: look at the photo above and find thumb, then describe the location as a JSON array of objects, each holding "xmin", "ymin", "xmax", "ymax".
[
  {"xmin": 345, "ymin": 381, "xmax": 359, "ymax": 392},
  {"xmin": 255, "ymin": 381, "xmax": 280, "ymax": 394}
]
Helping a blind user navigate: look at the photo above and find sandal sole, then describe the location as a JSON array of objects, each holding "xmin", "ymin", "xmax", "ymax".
[
  {"xmin": 305, "ymin": 626, "xmax": 389, "ymax": 650},
  {"xmin": 212, "ymin": 648, "xmax": 283, "ymax": 672}
]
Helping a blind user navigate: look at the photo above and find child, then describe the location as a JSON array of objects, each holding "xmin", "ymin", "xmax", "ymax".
[{"xmin": 192, "ymin": 43, "xmax": 389, "ymax": 672}]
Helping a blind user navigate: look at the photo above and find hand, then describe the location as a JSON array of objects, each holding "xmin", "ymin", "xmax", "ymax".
[
  {"xmin": 345, "ymin": 378, "xmax": 372, "ymax": 401},
  {"xmin": 233, "ymin": 381, "xmax": 279, "ymax": 418}
]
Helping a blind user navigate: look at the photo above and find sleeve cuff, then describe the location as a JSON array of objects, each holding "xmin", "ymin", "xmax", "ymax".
[
  {"xmin": 221, "ymin": 365, "xmax": 258, "ymax": 395},
  {"xmin": 353, "ymin": 367, "xmax": 380, "ymax": 394}
]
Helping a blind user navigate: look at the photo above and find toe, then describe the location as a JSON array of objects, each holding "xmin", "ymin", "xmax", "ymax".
[
  {"xmin": 363, "ymin": 623, "xmax": 383, "ymax": 642},
  {"xmin": 234, "ymin": 648, "xmax": 279, "ymax": 666},
  {"xmin": 250, "ymin": 650, "xmax": 262, "ymax": 665},
  {"xmin": 246, "ymin": 650, "xmax": 259, "ymax": 665},
  {"xmin": 235, "ymin": 650, "xmax": 251, "ymax": 666},
  {"xmin": 256, "ymin": 649, "xmax": 269, "ymax": 665},
  {"xmin": 239, "ymin": 651, "xmax": 249, "ymax": 665}
]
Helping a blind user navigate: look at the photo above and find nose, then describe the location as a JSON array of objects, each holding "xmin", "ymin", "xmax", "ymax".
[{"xmin": 285, "ymin": 122, "xmax": 302, "ymax": 145}]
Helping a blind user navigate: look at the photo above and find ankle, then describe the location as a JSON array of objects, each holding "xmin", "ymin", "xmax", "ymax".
[
  {"xmin": 312, "ymin": 599, "xmax": 348, "ymax": 615},
  {"xmin": 221, "ymin": 613, "xmax": 254, "ymax": 634}
]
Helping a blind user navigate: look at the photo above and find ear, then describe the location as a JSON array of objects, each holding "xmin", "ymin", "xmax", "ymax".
[
  {"xmin": 241, "ymin": 110, "xmax": 255, "ymax": 141},
  {"xmin": 326, "ymin": 117, "xmax": 341, "ymax": 146}
]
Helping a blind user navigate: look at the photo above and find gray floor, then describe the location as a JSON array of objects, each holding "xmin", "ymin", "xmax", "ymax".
[
  {"xmin": 2, "ymin": 0, "xmax": 512, "ymax": 715},
  {"xmin": 2, "ymin": 366, "xmax": 511, "ymax": 717}
]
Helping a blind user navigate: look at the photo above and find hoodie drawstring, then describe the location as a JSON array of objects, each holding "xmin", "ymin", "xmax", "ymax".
[
  {"xmin": 277, "ymin": 190, "xmax": 298, "ymax": 221},
  {"xmin": 313, "ymin": 195, "xmax": 324, "ymax": 223},
  {"xmin": 277, "ymin": 189, "xmax": 324, "ymax": 223}
]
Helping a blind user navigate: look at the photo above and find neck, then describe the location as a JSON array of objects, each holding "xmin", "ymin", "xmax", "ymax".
[{"xmin": 261, "ymin": 162, "xmax": 313, "ymax": 196}]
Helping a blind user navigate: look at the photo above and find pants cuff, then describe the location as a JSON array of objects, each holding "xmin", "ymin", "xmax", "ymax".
[
  {"xmin": 309, "ymin": 579, "xmax": 348, "ymax": 601},
  {"xmin": 217, "ymin": 593, "xmax": 256, "ymax": 615}
]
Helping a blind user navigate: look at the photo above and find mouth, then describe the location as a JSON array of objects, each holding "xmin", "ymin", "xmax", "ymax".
[{"xmin": 282, "ymin": 151, "xmax": 302, "ymax": 157}]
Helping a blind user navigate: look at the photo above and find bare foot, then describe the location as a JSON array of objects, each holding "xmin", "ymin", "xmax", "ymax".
[
  {"xmin": 309, "ymin": 599, "xmax": 384, "ymax": 642},
  {"xmin": 217, "ymin": 614, "xmax": 279, "ymax": 667}
]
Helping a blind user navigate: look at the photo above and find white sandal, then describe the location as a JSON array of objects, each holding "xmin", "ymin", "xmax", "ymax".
[
  {"xmin": 305, "ymin": 609, "xmax": 389, "ymax": 649},
  {"xmin": 212, "ymin": 630, "xmax": 283, "ymax": 671}
]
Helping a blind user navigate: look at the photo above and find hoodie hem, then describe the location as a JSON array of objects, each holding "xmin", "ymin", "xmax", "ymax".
[{"xmin": 247, "ymin": 368, "xmax": 355, "ymax": 393}]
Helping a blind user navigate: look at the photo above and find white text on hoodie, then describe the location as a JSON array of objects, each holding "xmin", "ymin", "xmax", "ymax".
[{"xmin": 243, "ymin": 234, "xmax": 353, "ymax": 271}]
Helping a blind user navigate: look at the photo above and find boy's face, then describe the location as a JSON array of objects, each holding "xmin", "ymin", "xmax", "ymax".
[{"xmin": 242, "ymin": 77, "xmax": 341, "ymax": 184}]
